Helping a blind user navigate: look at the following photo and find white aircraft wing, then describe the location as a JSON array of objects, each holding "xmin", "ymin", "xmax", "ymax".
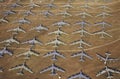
[
  {"xmin": 9, "ymin": 65, "xmax": 22, "ymax": 71},
  {"xmin": 83, "ymin": 53, "xmax": 93, "ymax": 60},
  {"xmin": 108, "ymin": 68, "xmax": 120, "ymax": 74},
  {"xmin": 40, "ymin": 66, "xmax": 52, "ymax": 73},
  {"xmin": 96, "ymin": 68, "xmax": 106, "ymax": 77},
  {"xmin": 96, "ymin": 54, "xmax": 106, "ymax": 61},
  {"xmin": 23, "ymin": 66, "xmax": 33, "ymax": 73},
  {"xmin": 54, "ymin": 66, "xmax": 65, "ymax": 72},
  {"xmin": 70, "ymin": 41, "xmax": 80, "ymax": 45}
]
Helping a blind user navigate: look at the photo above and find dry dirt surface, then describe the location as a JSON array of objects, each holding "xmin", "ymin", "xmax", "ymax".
[{"xmin": 0, "ymin": 0, "xmax": 120, "ymax": 79}]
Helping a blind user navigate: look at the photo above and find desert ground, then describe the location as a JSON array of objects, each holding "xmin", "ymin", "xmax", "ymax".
[{"xmin": 0, "ymin": 0, "xmax": 120, "ymax": 79}]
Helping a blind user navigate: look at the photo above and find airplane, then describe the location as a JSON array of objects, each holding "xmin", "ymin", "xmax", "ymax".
[
  {"xmin": 22, "ymin": 37, "xmax": 43, "ymax": 46},
  {"xmin": 70, "ymin": 39, "xmax": 91, "ymax": 48},
  {"xmin": 96, "ymin": 66, "xmax": 120, "ymax": 79},
  {"xmin": 9, "ymin": 61, "xmax": 33, "ymax": 75},
  {"xmin": 3, "ymin": 10, "xmax": 16, "ymax": 16},
  {"xmin": 16, "ymin": 48, "xmax": 39, "ymax": 59},
  {"xmin": 93, "ymin": 30, "xmax": 112, "ymax": 38},
  {"xmin": 72, "ymin": 28, "xmax": 92, "ymax": 36},
  {"xmin": 7, "ymin": 26, "xmax": 26, "ymax": 34},
  {"xmin": 0, "ymin": 36, "xmax": 20, "ymax": 45},
  {"xmin": 97, "ymin": 5, "xmax": 111, "ymax": 11},
  {"xmin": 45, "ymin": 37, "xmax": 67, "ymax": 47},
  {"xmin": 56, "ymin": 10, "xmax": 72, "ymax": 17},
  {"xmin": 0, "ymin": 47, "xmax": 13, "ymax": 57},
  {"xmin": 48, "ymin": 28, "xmax": 68, "ymax": 36},
  {"xmin": 43, "ymin": 49, "xmax": 65, "ymax": 61},
  {"xmin": 68, "ymin": 70, "xmax": 91, "ymax": 79},
  {"xmin": 96, "ymin": 12, "xmax": 112, "ymax": 18},
  {"xmin": 96, "ymin": 52, "xmax": 119, "ymax": 64},
  {"xmin": 76, "ymin": 11, "xmax": 93, "ymax": 18},
  {"xmin": 40, "ymin": 63, "xmax": 65, "ymax": 75},
  {"xmin": 23, "ymin": 9, "xmax": 35, "ymax": 16},
  {"xmin": 94, "ymin": 21, "xmax": 111, "ymax": 28},
  {"xmin": 29, "ymin": 24, "xmax": 48, "ymax": 32},
  {"xmin": 40, "ymin": 10, "xmax": 54, "ymax": 17},
  {"xmin": 74, "ymin": 20, "xmax": 91, "ymax": 28},
  {"xmin": 25, "ymin": 2, "xmax": 40, "ymax": 8},
  {"xmin": 10, "ymin": 2, "xmax": 22, "ymax": 8},
  {"xmin": 80, "ymin": 4, "xmax": 93, "ymax": 11},
  {"xmin": 13, "ymin": 18, "xmax": 31, "ymax": 24},
  {"xmin": 52, "ymin": 20, "xmax": 70, "ymax": 28},
  {"xmin": 45, "ymin": 3, "xmax": 57, "ymax": 9},
  {"xmin": 71, "ymin": 50, "xmax": 93, "ymax": 62},
  {"xmin": 61, "ymin": 3, "xmax": 74, "ymax": 9},
  {"xmin": 0, "ymin": 17, "xmax": 9, "ymax": 23}
]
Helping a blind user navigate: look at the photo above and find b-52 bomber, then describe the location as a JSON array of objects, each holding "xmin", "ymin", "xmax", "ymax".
[
  {"xmin": 52, "ymin": 20, "xmax": 70, "ymax": 28},
  {"xmin": 56, "ymin": 10, "xmax": 72, "ymax": 17},
  {"xmin": 68, "ymin": 70, "xmax": 91, "ymax": 79},
  {"xmin": 29, "ymin": 24, "xmax": 48, "ymax": 32},
  {"xmin": 13, "ymin": 18, "xmax": 31, "ymax": 24},
  {"xmin": 94, "ymin": 21, "xmax": 111, "ymax": 28},
  {"xmin": 0, "ymin": 17, "xmax": 9, "ymax": 23},
  {"xmin": 22, "ymin": 37, "xmax": 43, "ymax": 46},
  {"xmin": 3, "ymin": 10, "xmax": 16, "ymax": 16},
  {"xmin": 25, "ymin": 2, "xmax": 40, "ymax": 8},
  {"xmin": 80, "ymin": 4, "xmax": 93, "ymax": 11},
  {"xmin": 97, "ymin": 5, "xmax": 111, "ymax": 11},
  {"xmin": 0, "ymin": 47, "xmax": 13, "ymax": 57},
  {"xmin": 40, "ymin": 63, "xmax": 65, "ymax": 76},
  {"xmin": 16, "ymin": 48, "xmax": 39, "ymax": 59},
  {"xmin": 7, "ymin": 26, "xmax": 26, "ymax": 34},
  {"xmin": 44, "ymin": 3, "xmax": 57, "ymax": 9},
  {"xmin": 93, "ymin": 30, "xmax": 112, "ymax": 38},
  {"xmin": 43, "ymin": 49, "xmax": 65, "ymax": 61},
  {"xmin": 72, "ymin": 28, "xmax": 92, "ymax": 36},
  {"xmin": 9, "ymin": 62, "xmax": 33, "ymax": 75},
  {"xmin": 61, "ymin": 3, "xmax": 74, "ymax": 9},
  {"xmin": 10, "ymin": 2, "xmax": 22, "ymax": 8},
  {"xmin": 40, "ymin": 10, "xmax": 54, "ymax": 17},
  {"xmin": 71, "ymin": 50, "xmax": 93, "ymax": 62},
  {"xmin": 74, "ymin": 20, "xmax": 91, "ymax": 28},
  {"xmin": 96, "ymin": 52, "xmax": 119, "ymax": 64},
  {"xmin": 46, "ymin": 37, "xmax": 66, "ymax": 47},
  {"xmin": 48, "ymin": 28, "xmax": 68, "ymax": 36},
  {"xmin": 0, "ymin": 36, "xmax": 20, "ymax": 45},
  {"xmin": 96, "ymin": 66, "xmax": 120, "ymax": 79},
  {"xmin": 76, "ymin": 11, "xmax": 93, "ymax": 18},
  {"xmin": 23, "ymin": 9, "xmax": 35, "ymax": 16},
  {"xmin": 70, "ymin": 39, "xmax": 91, "ymax": 48},
  {"xmin": 96, "ymin": 12, "xmax": 112, "ymax": 18}
]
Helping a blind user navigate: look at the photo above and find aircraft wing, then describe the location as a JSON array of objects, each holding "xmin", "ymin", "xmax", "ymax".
[
  {"xmin": 4, "ymin": 50, "xmax": 13, "ymax": 56},
  {"xmin": 83, "ymin": 53, "xmax": 93, "ymax": 60},
  {"xmin": 55, "ymin": 52, "xmax": 65, "ymax": 58},
  {"xmin": 70, "ymin": 41, "xmax": 80, "ymax": 45},
  {"xmin": 96, "ymin": 54, "xmax": 106, "ymax": 61},
  {"xmin": 34, "ymin": 40, "xmax": 43, "ymax": 45},
  {"xmin": 82, "ymin": 41, "xmax": 91, "ymax": 46},
  {"xmin": 23, "ymin": 66, "xmax": 33, "ymax": 73},
  {"xmin": 96, "ymin": 68, "xmax": 106, "ymax": 77},
  {"xmin": 54, "ymin": 66, "xmax": 65, "ymax": 72},
  {"xmin": 40, "ymin": 66, "xmax": 52, "ymax": 73},
  {"xmin": 12, "ymin": 39, "xmax": 20, "ymax": 44},
  {"xmin": 9, "ymin": 66, "xmax": 22, "ymax": 71},
  {"xmin": 46, "ymin": 41, "xmax": 55, "ymax": 45},
  {"xmin": 108, "ymin": 68, "xmax": 120, "ymax": 74},
  {"xmin": 108, "ymin": 58, "xmax": 119, "ymax": 62}
]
